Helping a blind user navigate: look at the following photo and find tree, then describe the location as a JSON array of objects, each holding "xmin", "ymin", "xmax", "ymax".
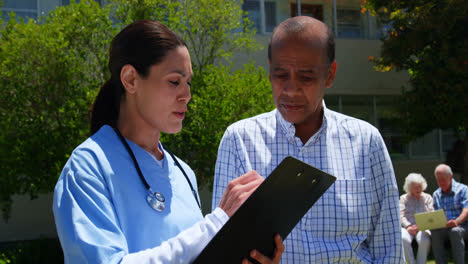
[
  {"xmin": 0, "ymin": 0, "xmax": 270, "ymax": 219},
  {"xmin": 364, "ymin": 0, "xmax": 468, "ymax": 183},
  {"xmin": 0, "ymin": 0, "xmax": 117, "ymax": 220},
  {"xmin": 109, "ymin": 0, "xmax": 261, "ymax": 71}
]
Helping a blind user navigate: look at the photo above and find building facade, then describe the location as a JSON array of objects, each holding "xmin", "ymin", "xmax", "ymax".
[{"xmin": 0, "ymin": 0, "xmax": 105, "ymax": 20}]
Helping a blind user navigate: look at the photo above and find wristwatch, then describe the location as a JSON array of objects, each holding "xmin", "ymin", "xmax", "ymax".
[{"xmin": 456, "ymin": 218, "xmax": 462, "ymax": 225}]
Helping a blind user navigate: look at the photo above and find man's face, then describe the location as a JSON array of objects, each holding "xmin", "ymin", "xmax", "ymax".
[
  {"xmin": 269, "ymin": 39, "xmax": 336, "ymax": 126},
  {"xmin": 435, "ymin": 171, "xmax": 453, "ymax": 193}
]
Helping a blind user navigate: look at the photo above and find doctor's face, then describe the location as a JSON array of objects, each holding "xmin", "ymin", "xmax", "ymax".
[
  {"xmin": 269, "ymin": 38, "xmax": 336, "ymax": 126},
  {"xmin": 134, "ymin": 46, "xmax": 193, "ymax": 134}
]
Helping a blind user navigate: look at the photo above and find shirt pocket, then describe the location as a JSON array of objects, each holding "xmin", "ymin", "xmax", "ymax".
[{"xmin": 303, "ymin": 178, "xmax": 371, "ymax": 236}]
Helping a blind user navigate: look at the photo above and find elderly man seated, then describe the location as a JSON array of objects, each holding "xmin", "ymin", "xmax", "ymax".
[{"xmin": 431, "ymin": 164, "xmax": 468, "ymax": 264}]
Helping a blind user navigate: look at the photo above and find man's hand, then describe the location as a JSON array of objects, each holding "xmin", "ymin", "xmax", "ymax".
[
  {"xmin": 218, "ymin": 170, "xmax": 264, "ymax": 217},
  {"xmin": 446, "ymin": 219, "xmax": 459, "ymax": 228},
  {"xmin": 242, "ymin": 234, "xmax": 284, "ymax": 264},
  {"xmin": 448, "ymin": 208, "xmax": 468, "ymax": 228}
]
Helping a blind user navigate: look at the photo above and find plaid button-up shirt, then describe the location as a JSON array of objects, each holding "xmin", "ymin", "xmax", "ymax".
[
  {"xmin": 212, "ymin": 105, "xmax": 404, "ymax": 263},
  {"xmin": 433, "ymin": 179, "xmax": 468, "ymax": 220}
]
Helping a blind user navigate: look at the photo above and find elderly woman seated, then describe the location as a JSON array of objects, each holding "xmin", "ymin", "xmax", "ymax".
[{"xmin": 400, "ymin": 173, "xmax": 433, "ymax": 264}]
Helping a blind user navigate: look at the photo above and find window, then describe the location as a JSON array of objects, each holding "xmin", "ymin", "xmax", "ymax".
[
  {"xmin": 410, "ymin": 130, "xmax": 440, "ymax": 159},
  {"xmin": 444, "ymin": 132, "xmax": 465, "ymax": 173},
  {"xmin": 264, "ymin": 2, "xmax": 276, "ymax": 32},
  {"xmin": 324, "ymin": 94, "xmax": 460, "ymax": 161},
  {"xmin": 0, "ymin": 0, "xmax": 105, "ymax": 20},
  {"xmin": 340, "ymin": 95, "xmax": 374, "ymax": 125},
  {"xmin": 324, "ymin": 95, "xmax": 339, "ymax": 113},
  {"xmin": 2, "ymin": 0, "xmax": 36, "ymax": 9},
  {"xmin": 290, "ymin": 4, "xmax": 324, "ymax": 21},
  {"xmin": 243, "ymin": 1, "xmax": 260, "ymax": 32},
  {"xmin": 1, "ymin": 0, "xmax": 37, "ymax": 20},
  {"xmin": 243, "ymin": 0, "xmax": 277, "ymax": 33},
  {"xmin": 442, "ymin": 130, "xmax": 459, "ymax": 157},
  {"xmin": 376, "ymin": 96, "xmax": 408, "ymax": 159},
  {"xmin": 336, "ymin": 8, "xmax": 362, "ymax": 38},
  {"xmin": 242, "ymin": 0, "xmax": 386, "ymax": 39}
]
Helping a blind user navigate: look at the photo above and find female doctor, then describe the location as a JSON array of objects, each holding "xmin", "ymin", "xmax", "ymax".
[{"xmin": 53, "ymin": 20, "xmax": 283, "ymax": 264}]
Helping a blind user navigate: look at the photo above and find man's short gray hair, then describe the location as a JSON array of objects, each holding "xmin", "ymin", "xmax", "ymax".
[
  {"xmin": 268, "ymin": 16, "xmax": 335, "ymax": 65},
  {"xmin": 403, "ymin": 173, "xmax": 427, "ymax": 193},
  {"xmin": 434, "ymin": 164, "xmax": 453, "ymax": 178}
]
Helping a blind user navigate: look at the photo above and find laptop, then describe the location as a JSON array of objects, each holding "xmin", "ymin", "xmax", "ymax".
[{"xmin": 414, "ymin": 209, "xmax": 447, "ymax": 230}]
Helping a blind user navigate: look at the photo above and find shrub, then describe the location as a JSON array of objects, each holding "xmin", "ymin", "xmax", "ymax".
[{"xmin": 0, "ymin": 0, "xmax": 117, "ymax": 220}]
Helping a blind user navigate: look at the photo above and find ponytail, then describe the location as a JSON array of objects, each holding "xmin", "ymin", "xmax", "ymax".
[
  {"xmin": 90, "ymin": 78, "xmax": 123, "ymax": 135},
  {"xmin": 90, "ymin": 20, "xmax": 187, "ymax": 135}
]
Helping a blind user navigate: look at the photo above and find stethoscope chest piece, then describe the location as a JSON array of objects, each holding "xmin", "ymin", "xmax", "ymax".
[
  {"xmin": 113, "ymin": 127, "xmax": 200, "ymax": 212},
  {"xmin": 147, "ymin": 191, "xmax": 165, "ymax": 212}
]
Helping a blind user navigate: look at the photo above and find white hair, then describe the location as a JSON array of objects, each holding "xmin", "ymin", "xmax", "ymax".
[
  {"xmin": 403, "ymin": 173, "xmax": 427, "ymax": 193},
  {"xmin": 434, "ymin": 164, "xmax": 453, "ymax": 178}
]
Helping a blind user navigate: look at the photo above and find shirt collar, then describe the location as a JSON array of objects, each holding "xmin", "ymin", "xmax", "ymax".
[
  {"xmin": 276, "ymin": 100, "xmax": 329, "ymax": 146},
  {"xmin": 450, "ymin": 179, "xmax": 460, "ymax": 193}
]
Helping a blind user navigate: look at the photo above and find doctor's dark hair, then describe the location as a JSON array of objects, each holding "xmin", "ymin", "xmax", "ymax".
[{"xmin": 90, "ymin": 20, "xmax": 187, "ymax": 134}]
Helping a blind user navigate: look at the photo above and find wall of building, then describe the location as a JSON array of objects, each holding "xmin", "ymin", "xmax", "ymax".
[
  {"xmin": 232, "ymin": 35, "xmax": 409, "ymax": 95},
  {"xmin": 0, "ymin": 193, "xmax": 56, "ymax": 242}
]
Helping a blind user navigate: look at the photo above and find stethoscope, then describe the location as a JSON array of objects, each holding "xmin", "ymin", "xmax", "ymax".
[{"xmin": 113, "ymin": 127, "xmax": 201, "ymax": 212}]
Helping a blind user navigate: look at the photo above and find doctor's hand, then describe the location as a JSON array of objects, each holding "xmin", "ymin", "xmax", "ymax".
[
  {"xmin": 218, "ymin": 170, "xmax": 263, "ymax": 217},
  {"xmin": 242, "ymin": 234, "xmax": 284, "ymax": 264}
]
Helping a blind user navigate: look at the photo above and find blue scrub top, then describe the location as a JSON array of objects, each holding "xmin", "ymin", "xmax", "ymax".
[{"xmin": 53, "ymin": 125, "xmax": 203, "ymax": 263}]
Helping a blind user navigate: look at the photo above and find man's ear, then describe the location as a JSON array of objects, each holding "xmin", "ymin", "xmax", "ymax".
[
  {"xmin": 325, "ymin": 61, "xmax": 337, "ymax": 89},
  {"xmin": 120, "ymin": 64, "xmax": 138, "ymax": 94}
]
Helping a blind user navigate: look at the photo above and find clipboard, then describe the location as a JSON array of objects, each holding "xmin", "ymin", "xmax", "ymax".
[{"xmin": 193, "ymin": 156, "xmax": 336, "ymax": 264}]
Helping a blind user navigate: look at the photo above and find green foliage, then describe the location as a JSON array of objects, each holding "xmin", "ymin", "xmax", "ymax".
[
  {"xmin": 0, "ymin": 0, "xmax": 117, "ymax": 220},
  {"xmin": 0, "ymin": 0, "xmax": 264, "ymax": 219},
  {"xmin": 162, "ymin": 62, "xmax": 274, "ymax": 187},
  {"xmin": 110, "ymin": 0, "xmax": 261, "ymax": 71},
  {"xmin": 364, "ymin": 0, "xmax": 468, "ymax": 183},
  {"xmin": 364, "ymin": 0, "xmax": 467, "ymax": 137},
  {"xmin": 0, "ymin": 247, "xmax": 22, "ymax": 264},
  {"xmin": 0, "ymin": 238, "xmax": 63, "ymax": 264},
  {"xmin": 0, "ymin": 250, "xmax": 18, "ymax": 264}
]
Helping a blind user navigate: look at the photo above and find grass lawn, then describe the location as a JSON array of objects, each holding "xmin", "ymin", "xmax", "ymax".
[{"xmin": 410, "ymin": 247, "xmax": 461, "ymax": 264}]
